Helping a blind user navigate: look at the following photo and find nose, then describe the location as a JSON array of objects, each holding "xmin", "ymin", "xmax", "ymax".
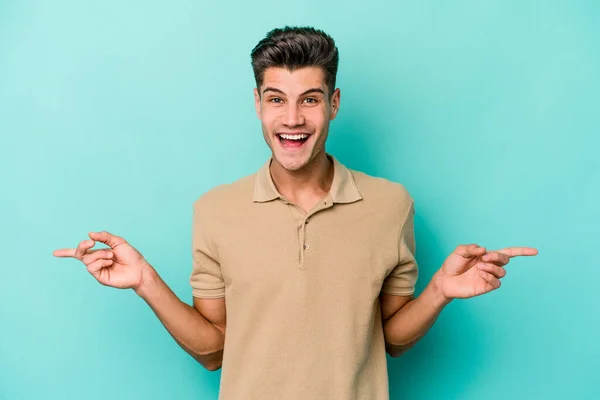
[{"xmin": 283, "ymin": 103, "xmax": 304, "ymax": 127}]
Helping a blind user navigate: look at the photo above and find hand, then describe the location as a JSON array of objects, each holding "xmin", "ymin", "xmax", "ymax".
[
  {"xmin": 434, "ymin": 244, "xmax": 538, "ymax": 300},
  {"xmin": 53, "ymin": 231, "xmax": 150, "ymax": 291}
]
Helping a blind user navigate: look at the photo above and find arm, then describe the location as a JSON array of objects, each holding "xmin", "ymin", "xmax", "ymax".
[
  {"xmin": 381, "ymin": 198, "xmax": 442, "ymax": 357},
  {"xmin": 53, "ymin": 231, "xmax": 226, "ymax": 371},
  {"xmin": 142, "ymin": 199, "xmax": 228, "ymax": 370},
  {"xmin": 381, "ymin": 273, "xmax": 449, "ymax": 358},
  {"xmin": 136, "ymin": 265, "xmax": 226, "ymax": 371},
  {"xmin": 382, "ymin": 244, "xmax": 538, "ymax": 358}
]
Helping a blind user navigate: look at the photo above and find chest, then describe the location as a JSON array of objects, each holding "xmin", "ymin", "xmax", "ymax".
[{"xmin": 213, "ymin": 203, "xmax": 399, "ymax": 306}]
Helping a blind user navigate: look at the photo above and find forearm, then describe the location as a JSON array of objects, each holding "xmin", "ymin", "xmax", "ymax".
[
  {"xmin": 384, "ymin": 272, "xmax": 451, "ymax": 357},
  {"xmin": 134, "ymin": 265, "xmax": 225, "ymax": 370}
]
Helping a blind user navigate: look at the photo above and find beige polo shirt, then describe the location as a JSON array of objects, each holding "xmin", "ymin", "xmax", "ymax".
[{"xmin": 190, "ymin": 154, "xmax": 418, "ymax": 400}]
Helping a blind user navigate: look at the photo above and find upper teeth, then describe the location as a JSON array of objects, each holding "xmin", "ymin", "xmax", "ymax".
[{"xmin": 280, "ymin": 134, "xmax": 308, "ymax": 140}]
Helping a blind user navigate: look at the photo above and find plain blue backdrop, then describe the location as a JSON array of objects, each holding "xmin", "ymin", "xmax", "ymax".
[{"xmin": 1, "ymin": 1, "xmax": 598, "ymax": 399}]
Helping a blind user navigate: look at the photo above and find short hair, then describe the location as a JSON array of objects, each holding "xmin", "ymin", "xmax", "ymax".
[{"xmin": 250, "ymin": 26, "xmax": 339, "ymax": 95}]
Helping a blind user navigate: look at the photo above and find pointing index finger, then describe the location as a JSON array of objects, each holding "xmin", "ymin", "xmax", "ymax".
[
  {"xmin": 53, "ymin": 248, "xmax": 76, "ymax": 258},
  {"xmin": 53, "ymin": 239, "xmax": 95, "ymax": 259},
  {"xmin": 496, "ymin": 247, "xmax": 538, "ymax": 258}
]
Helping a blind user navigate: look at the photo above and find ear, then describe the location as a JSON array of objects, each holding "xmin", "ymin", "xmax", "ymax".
[
  {"xmin": 254, "ymin": 88, "xmax": 261, "ymax": 120},
  {"xmin": 329, "ymin": 88, "xmax": 341, "ymax": 121}
]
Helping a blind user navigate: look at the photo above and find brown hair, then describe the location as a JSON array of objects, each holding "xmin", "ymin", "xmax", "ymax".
[{"xmin": 251, "ymin": 26, "xmax": 339, "ymax": 96}]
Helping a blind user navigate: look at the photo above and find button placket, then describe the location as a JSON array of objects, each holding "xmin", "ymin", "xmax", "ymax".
[
  {"xmin": 282, "ymin": 200, "xmax": 305, "ymax": 269},
  {"xmin": 286, "ymin": 195, "xmax": 333, "ymax": 270},
  {"xmin": 302, "ymin": 216, "xmax": 310, "ymax": 251},
  {"xmin": 300, "ymin": 201, "xmax": 331, "ymax": 265},
  {"xmin": 298, "ymin": 217, "xmax": 307, "ymax": 269}
]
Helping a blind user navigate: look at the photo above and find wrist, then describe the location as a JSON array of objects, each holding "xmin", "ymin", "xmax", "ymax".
[
  {"xmin": 134, "ymin": 263, "xmax": 160, "ymax": 299},
  {"xmin": 427, "ymin": 270, "xmax": 453, "ymax": 308}
]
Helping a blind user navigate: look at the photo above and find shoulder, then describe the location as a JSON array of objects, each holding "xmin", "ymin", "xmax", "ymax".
[
  {"xmin": 350, "ymin": 170, "xmax": 414, "ymax": 223},
  {"xmin": 351, "ymin": 169, "xmax": 413, "ymax": 205},
  {"xmin": 193, "ymin": 172, "xmax": 256, "ymax": 216}
]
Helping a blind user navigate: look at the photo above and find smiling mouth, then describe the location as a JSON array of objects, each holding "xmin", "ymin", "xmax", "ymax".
[{"xmin": 276, "ymin": 133, "xmax": 310, "ymax": 148}]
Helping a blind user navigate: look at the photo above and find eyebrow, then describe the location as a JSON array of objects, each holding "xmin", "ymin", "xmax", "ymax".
[{"xmin": 262, "ymin": 87, "xmax": 325, "ymax": 96}]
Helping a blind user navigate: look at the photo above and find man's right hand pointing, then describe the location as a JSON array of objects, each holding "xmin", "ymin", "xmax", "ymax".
[{"xmin": 53, "ymin": 231, "xmax": 150, "ymax": 291}]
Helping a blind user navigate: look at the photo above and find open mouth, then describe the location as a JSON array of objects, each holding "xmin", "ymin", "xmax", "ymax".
[{"xmin": 276, "ymin": 133, "xmax": 310, "ymax": 149}]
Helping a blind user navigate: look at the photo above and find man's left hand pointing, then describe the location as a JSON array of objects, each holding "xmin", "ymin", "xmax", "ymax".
[{"xmin": 433, "ymin": 244, "xmax": 538, "ymax": 300}]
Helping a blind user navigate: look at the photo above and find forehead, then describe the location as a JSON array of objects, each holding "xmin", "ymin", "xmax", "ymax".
[{"xmin": 261, "ymin": 67, "xmax": 326, "ymax": 94}]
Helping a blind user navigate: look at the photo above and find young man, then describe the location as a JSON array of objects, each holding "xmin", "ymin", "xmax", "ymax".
[{"xmin": 54, "ymin": 27, "xmax": 538, "ymax": 399}]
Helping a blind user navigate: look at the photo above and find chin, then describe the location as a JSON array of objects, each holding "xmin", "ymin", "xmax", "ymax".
[{"xmin": 273, "ymin": 153, "xmax": 310, "ymax": 171}]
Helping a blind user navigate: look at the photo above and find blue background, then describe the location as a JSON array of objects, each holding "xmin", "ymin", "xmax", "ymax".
[{"xmin": 1, "ymin": 1, "xmax": 598, "ymax": 399}]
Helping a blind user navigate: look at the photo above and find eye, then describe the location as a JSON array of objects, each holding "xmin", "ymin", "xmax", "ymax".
[
  {"xmin": 269, "ymin": 97, "xmax": 283, "ymax": 104},
  {"xmin": 303, "ymin": 97, "xmax": 318, "ymax": 104}
]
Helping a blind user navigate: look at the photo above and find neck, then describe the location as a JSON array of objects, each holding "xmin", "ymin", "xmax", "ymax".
[{"xmin": 269, "ymin": 151, "xmax": 333, "ymax": 204}]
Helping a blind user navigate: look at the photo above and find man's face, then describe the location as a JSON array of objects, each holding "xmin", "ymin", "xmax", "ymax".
[{"xmin": 254, "ymin": 67, "xmax": 340, "ymax": 171}]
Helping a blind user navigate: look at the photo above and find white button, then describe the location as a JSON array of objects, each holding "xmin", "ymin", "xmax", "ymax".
[{"xmin": 303, "ymin": 243, "xmax": 309, "ymax": 250}]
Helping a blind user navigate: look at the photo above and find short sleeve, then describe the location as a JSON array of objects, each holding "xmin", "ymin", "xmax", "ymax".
[
  {"xmin": 190, "ymin": 202, "xmax": 225, "ymax": 298},
  {"xmin": 382, "ymin": 201, "xmax": 418, "ymax": 296}
]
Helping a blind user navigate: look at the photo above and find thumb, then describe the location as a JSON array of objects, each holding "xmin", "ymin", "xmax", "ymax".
[
  {"xmin": 454, "ymin": 244, "xmax": 487, "ymax": 259},
  {"xmin": 443, "ymin": 244, "xmax": 487, "ymax": 275},
  {"xmin": 88, "ymin": 231, "xmax": 126, "ymax": 249}
]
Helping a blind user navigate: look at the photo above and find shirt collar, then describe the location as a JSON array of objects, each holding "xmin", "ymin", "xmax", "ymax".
[{"xmin": 253, "ymin": 154, "xmax": 363, "ymax": 204}]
